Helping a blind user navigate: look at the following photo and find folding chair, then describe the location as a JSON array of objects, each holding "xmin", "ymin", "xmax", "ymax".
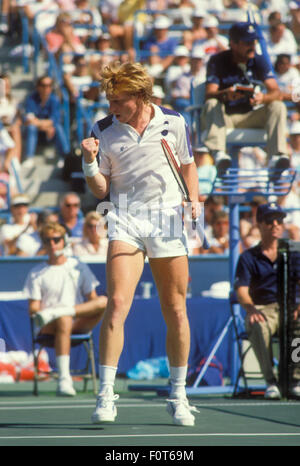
[
  {"xmin": 30, "ymin": 318, "xmax": 97, "ymax": 396},
  {"xmin": 230, "ymin": 293, "xmax": 279, "ymax": 397}
]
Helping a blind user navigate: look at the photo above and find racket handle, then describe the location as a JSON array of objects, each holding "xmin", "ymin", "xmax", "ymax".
[{"xmin": 192, "ymin": 219, "xmax": 210, "ymax": 250}]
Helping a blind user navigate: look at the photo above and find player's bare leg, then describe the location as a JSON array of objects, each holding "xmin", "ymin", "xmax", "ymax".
[{"xmin": 150, "ymin": 255, "xmax": 197, "ymax": 426}]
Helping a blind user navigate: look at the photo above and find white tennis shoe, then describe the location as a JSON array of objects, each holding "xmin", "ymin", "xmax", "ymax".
[
  {"xmin": 166, "ymin": 398, "xmax": 198, "ymax": 426},
  {"xmin": 91, "ymin": 393, "xmax": 119, "ymax": 423},
  {"xmin": 56, "ymin": 377, "xmax": 76, "ymax": 397}
]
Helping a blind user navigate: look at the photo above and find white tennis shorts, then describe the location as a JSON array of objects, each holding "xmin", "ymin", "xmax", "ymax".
[{"xmin": 106, "ymin": 205, "xmax": 189, "ymax": 258}]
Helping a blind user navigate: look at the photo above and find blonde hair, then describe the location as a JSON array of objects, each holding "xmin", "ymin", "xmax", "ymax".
[
  {"xmin": 40, "ymin": 222, "xmax": 66, "ymax": 241},
  {"xmin": 100, "ymin": 61, "xmax": 153, "ymax": 103},
  {"xmin": 83, "ymin": 211, "xmax": 107, "ymax": 238}
]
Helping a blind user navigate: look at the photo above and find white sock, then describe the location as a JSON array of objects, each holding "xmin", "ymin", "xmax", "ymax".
[
  {"xmin": 98, "ymin": 365, "xmax": 117, "ymax": 396},
  {"xmin": 169, "ymin": 365, "xmax": 188, "ymax": 399},
  {"xmin": 56, "ymin": 355, "xmax": 71, "ymax": 381}
]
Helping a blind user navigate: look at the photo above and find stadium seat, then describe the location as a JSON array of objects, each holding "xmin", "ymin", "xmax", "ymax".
[{"xmin": 30, "ymin": 318, "xmax": 97, "ymax": 396}]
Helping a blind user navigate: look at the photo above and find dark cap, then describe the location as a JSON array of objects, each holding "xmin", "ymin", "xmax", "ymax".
[
  {"xmin": 229, "ymin": 22, "xmax": 258, "ymax": 42},
  {"xmin": 256, "ymin": 203, "xmax": 287, "ymax": 223}
]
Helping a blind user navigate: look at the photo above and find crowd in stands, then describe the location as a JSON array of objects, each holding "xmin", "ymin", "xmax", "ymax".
[{"xmin": 1, "ymin": 0, "xmax": 300, "ymax": 257}]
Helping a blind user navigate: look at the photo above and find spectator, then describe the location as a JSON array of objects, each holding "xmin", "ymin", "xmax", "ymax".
[
  {"xmin": 274, "ymin": 54, "xmax": 300, "ymax": 102},
  {"xmin": 15, "ymin": 209, "xmax": 59, "ymax": 257},
  {"xmin": 171, "ymin": 45, "xmax": 206, "ymax": 126},
  {"xmin": 203, "ymin": 195, "xmax": 227, "ymax": 244},
  {"xmin": 288, "ymin": 120, "xmax": 300, "ymax": 172},
  {"xmin": 151, "ymin": 84, "xmax": 166, "ymax": 106},
  {"xmin": 25, "ymin": 221, "xmax": 107, "ymax": 396},
  {"xmin": 190, "ymin": 8, "xmax": 207, "ymax": 43},
  {"xmin": 288, "ymin": 0, "xmax": 300, "ymax": 46},
  {"xmin": 193, "ymin": 146, "xmax": 216, "ymax": 201},
  {"xmin": 265, "ymin": 20, "xmax": 298, "ymax": 61},
  {"xmin": 73, "ymin": 211, "xmax": 108, "ymax": 257},
  {"xmin": 22, "ymin": 0, "xmax": 59, "ymax": 35},
  {"xmin": 143, "ymin": 15, "xmax": 180, "ymax": 73},
  {"xmin": 204, "ymin": 210, "xmax": 230, "ymax": 254},
  {"xmin": 234, "ymin": 202, "xmax": 300, "ymax": 399},
  {"xmin": 194, "ymin": 15, "xmax": 228, "ymax": 61},
  {"xmin": 63, "ymin": 54, "xmax": 95, "ymax": 104},
  {"xmin": 23, "ymin": 75, "xmax": 70, "ymax": 167},
  {"xmin": 45, "ymin": 12, "xmax": 85, "ymax": 60},
  {"xmin": 0, "ymin": 194, "xmax": 37, "ymax": 255},
  {"xmin": 70, "ymin": 0, "xmax": 103, "ymax": 42},
  {"xmin": 200, "ymin": 22, "xmax": 289, "ymax": 178},
  {"xmin": 164, "ymin": 45, "xmax": 191, "ymax": 93},
  {"xmin": 58, "ymin": 192, "xmax": 84, "ymax": 241},
  {"xmin": 239, "ymin": 196, "xmax": 266, "ymax": 249},
  {"xmin": 0, "ymin": 73, "xmax": 22, "ymax": 165}
]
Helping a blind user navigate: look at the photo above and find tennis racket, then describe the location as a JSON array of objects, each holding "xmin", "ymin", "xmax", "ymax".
[{"xmin": 161, "ymin": 138, "xmax": 209, "ymax": 249}]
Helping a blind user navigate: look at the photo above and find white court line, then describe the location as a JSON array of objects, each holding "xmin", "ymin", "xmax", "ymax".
[
  {"xmin": 1, "ymin": 401, "xmax": 300, "ymax": 410},
  {"xmin": 1, "ymin": 433, "xmax": 300, "ymax": 441}
]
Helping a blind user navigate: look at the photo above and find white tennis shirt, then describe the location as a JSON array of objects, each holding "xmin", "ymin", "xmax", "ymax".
[
  {"xmin": 24, "ymin": 257, "xmax": 100, "ymax": 309},
  {"xmin": 91, "ymin": 104, "xmax": 194, "ymax": 210}
]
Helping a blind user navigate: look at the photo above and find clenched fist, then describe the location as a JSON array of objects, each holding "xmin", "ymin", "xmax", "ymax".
[{"xmin": 81, "ymin": 137, "xmax": 100, "ymax": 163}]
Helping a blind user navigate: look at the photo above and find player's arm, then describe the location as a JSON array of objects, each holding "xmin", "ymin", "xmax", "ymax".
[
  {"xmin": 28, "ymin": 299, "xmax": 42, "ymax": 317},
  {"xmin": 81, "ymin": 137, "xmax": 110, "ymax": 200},
  {"xmin": 180, "ymin": 161, "xmax": 200, "ymax": 219}
]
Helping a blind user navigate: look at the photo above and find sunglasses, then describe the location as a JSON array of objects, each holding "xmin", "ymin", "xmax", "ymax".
[
  {"xmin": 39, "ymin": 82, "xmax": 53, "ymax": 88},
  {"xmin": 43, "ymin": 236, "xmax": 64, "ymax": 245},
  {"xmin": 86, "ymin": 223, "xmax": 97, "ymax": 228},
  {"xmin": 64, "ymin": 203, "xmax": 80, "ymax": 208},
  {"xmin": 264, "ymin": 217, "xmax": 284, "ymax": 225}
]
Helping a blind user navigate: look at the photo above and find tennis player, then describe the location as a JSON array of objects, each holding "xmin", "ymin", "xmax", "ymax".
[{"xmin": 81, "ymin": 61, "xmax": 200, "ymax": 426}]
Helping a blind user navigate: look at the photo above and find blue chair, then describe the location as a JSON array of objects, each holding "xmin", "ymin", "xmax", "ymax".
[{"xmin": 30, "ymin": 318, "xmax": 97, "ymax": 396}]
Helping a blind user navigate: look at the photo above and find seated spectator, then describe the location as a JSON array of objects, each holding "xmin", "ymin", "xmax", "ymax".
[
  {"xmin": 234, "ymin": 202, "xmax": 300, "ymax": 399},
  {"xmin": 190, "ymin": 8, "xmax": 207, "ymax": 43},
  {"xmin": 15, "ymin": 209, "xmax": 59, "ymax": 256},
  {"xmin": 45, "ymin": 12, "xmax": 85, "ymax": 60},
  {"xmin": 194, "ymin": 15, "xmax": 228, "ymax": 61},
  {"xmin": 22, "ymin": 0, "xmax": 59, "ymax": 35},
  {"xmin": 276, "ymin": 183, "xmax": 300, "ymax": 240},
  {"xmin": 73, "ymin": 211, "xmax": 108, "ymax": 257},
  {"xmin": 239, "ymin": 196, "xmax": 266, "ymax": 249},
  {"xmin": 58, "ymin": 192, "xmax": 84, "ymax": 241},
  {"xmin": 63, "ymin": 54, "xmax": 95, "ymax": 104},
  {"xmin": 274, "ymin": 54, "xmax": 300, "ymax": 102},
  {"xmin": 164, "ymin": 45, "xmax": 190, "ymax": 90},
  {"xmin": 193, "ymin": 146, "xmax": 216, "ymax": 201},
  {"xmin": 203, "ymin": 195, "xmax": 228, "ymax": 244},
  {"xmin": 200, "ymin": 22, "xmax": 289, "ymax": 178},
  {"xmin": 265, "ymin": 20, "xmax": 298, "ymax": 61},
  {"xmin": 151, "ymin": 84, "xmax": 167, "ymax": 106},
  {"xmin": 23, "ymin": 75, "xmax": 70, "ymax": 167},
  {"xmin": 0, "ymin": 194, "xmax": 37, "ymax": 255},
  {"xmin": 288, "ymin": 0, "xmax": 300, "ymax": 46},
  {"xmin": 24, "ymin": 221, "xmax": 107, "ymax": 396},
  {"xmin": 203, "ymin": 210, "xmax": 230, "ymax": 254},
  {"xmin": 70, "ymin": 0, "xmax": 103, "ymax": 42},
  {"xmin": 0, "ymin": 73, "xmax": 22, "ymax": 165},
  {"xmin": 171, "ymin": 45, "xmax": 206, "ymax": 126},
  {"xmin": 288, "ymin": 120, "xmax": 300, "ymax": 172},
  {"xmin": 143, "ymin": 15, "xmax": 180, "ymax": 74}
]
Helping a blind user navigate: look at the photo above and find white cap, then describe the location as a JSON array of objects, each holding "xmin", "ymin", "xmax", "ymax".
[
  {"xmin": 152, "ymin": 85, "xmax": 165, "ymax": 99},
  {"xmin": 153, "ymin": 16, "xmax": 172, "ymax": 29},
  {"xmin": 202, "ymin": 15, "xmax": 219, "ymax": 28},
  {"xmin": 192, "ymin": 8, "xmax": 206, "ymax": 18},
  {"xmin": 191, "ymin": 46, "xmax": 205, "ymax": 59},
  {"xmin": 289, "ymin": 1, "xmax": 300, "ymax": 9},
  {"xmin": 289, "ymin": 121, "xmax": 300, "ymax": 135},
  {"xmin": 11, "ymin": 194, "xmax": 30, "ymax": 206},
  {"xmin": 174, "ymin": 45, "xmax": 190, "ymax": 57}
]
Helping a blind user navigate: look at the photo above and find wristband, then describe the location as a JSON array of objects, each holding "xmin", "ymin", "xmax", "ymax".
[{"xmin": 82, "ymin": 158, "xmax": 99, "ymax": 177}]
